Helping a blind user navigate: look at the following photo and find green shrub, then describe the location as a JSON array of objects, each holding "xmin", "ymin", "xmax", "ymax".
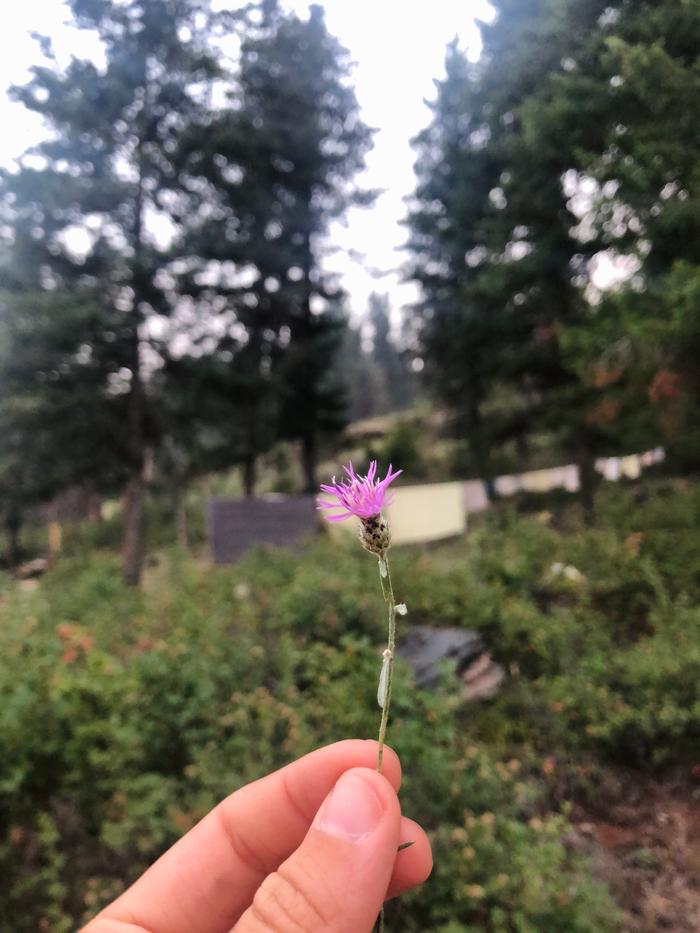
[
  {"xmin": 2, "ymin": 477, "xmax": 699, "ymax": 929},
  {"xmin": 380, "ymin": 420, "xmax": 427, "ymax": 479}
]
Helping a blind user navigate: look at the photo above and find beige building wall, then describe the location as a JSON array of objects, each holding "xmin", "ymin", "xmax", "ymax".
[{"xmin": 385, "ymin": 482, "xmax": 466, "ymax": 544}]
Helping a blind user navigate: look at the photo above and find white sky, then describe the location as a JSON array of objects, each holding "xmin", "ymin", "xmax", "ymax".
[
  {"xmin": 0, "ymin": 0, "xmax": 494, "ymax": 325},
  {"xmin": 283, "ymin": 0, "xmax": 495, "ymax": 321}
]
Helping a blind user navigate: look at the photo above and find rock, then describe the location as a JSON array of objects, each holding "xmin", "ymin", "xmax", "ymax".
[
  {"xmin": 461, "ymin": 651, "xmax": 505, "ymax": 701},
  {"xmin": 462, "ymin": 651, "xmax": 492, "ymax": 682},
  {"xmin": 15, "ymin": 558, "xmax": 51, "ymax": 580},
  {"xmin": 396, "ymin": 625, "xmax": 504, "ymax": 701}
]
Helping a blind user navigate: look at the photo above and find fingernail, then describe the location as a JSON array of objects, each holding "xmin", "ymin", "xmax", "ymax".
[{"xmin": 315, "ymin": 771, "xmax": 385, "ymax": 841}]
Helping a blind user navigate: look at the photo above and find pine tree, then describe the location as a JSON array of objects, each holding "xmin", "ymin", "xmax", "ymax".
[
  {"xmin": 407, "ymin": 1, "xmax": 629, "ymax": 508},
  {"xmin": 0, "ymin": 283, "xmax": 124, "ymax": 563},
  {"xmin": 2, "ymin": 0, "xmax": 219, "ymax": 582},
  {"xmin": 336, "ymin": 322, "xmax": 373, "ymax": 422},
  {"xmin": 188, "ymin": 1, "xmax": 374, "ymax": 492},
  {"xmin": 368, "ymin": 293, "xmax": 412, "ymax": 413},
  {"xmin": 406, "ymin": 41, "xmax": 511, "ymax": 480},
  {"xmin": 528, "ymin": 0, "xmax": 700, "ymax": 467}
]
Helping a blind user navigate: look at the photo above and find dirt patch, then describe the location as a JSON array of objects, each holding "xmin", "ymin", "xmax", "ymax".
[{"xmin": 569, "ymin": 771, "xmax": 700, "ymax": 931}]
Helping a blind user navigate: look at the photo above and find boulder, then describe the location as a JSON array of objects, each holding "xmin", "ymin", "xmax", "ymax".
[
  {"xmin": 396, "ymin": 625, "xmax": 504, "ymax": 701},
  {"xmin": 15, "ymin": 557, "xmax": 51, "ymax": 580}
]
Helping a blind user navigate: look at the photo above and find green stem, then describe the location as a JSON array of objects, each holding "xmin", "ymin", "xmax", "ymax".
[
  {"xmin": 376, "ymin": 555, "xmax": 396, "ymax": 774},
  {"xmin": 376, "ymin": 556, "xmax": 398, "ymax": 933}
]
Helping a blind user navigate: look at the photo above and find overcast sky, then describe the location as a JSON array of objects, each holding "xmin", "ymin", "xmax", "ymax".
[
  {"xmin": 282, "ymin": 0, "xmax": 495, "ymax": 321},
  {"xmin": 0, "ymin": 0, "xmax": 496, "ymax": 324}
]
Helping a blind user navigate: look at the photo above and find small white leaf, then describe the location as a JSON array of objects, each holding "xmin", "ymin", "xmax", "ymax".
[
  {"xmin": 395, "ymin": 603, "xmax": 408, "ymax": 616},
  {"xmin": 377, "ymin": 654, "xmax": 390, "ymax": 709},
  {"xmin": 378, "ymin": 557, "xmax": 388, "ymax": 578}
]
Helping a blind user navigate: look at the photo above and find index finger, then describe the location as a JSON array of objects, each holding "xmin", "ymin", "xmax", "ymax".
[{"xmin": 83, "ymin": 739, "xmax": 401, "ymax": 933}]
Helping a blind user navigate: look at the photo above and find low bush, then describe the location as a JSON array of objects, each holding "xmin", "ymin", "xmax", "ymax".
[{"xmin": 2, "ymin": 477, "xmax": 698, "ymax": 929}]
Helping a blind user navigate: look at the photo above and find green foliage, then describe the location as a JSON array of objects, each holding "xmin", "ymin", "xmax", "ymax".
[
  {"xmin": 466, "ymin": 482, "xmax": 700, "ymax": 770},
  {"xmin": 1, "ymin": 0, "xmax": 224, "ymax": 582},
  {"xmin": 407, "ymin": 0, "xmax": 700, "ymax": 478},
  {"xmin": 179, "ymin": 1, "xmax": 374, "ymax": 493},
  {"xmin": 400, "ymin": 811, "xmax": 617, "ymax": 932},
  {"xmin": 379, "ymin": 421, "xmax": 427, "ymax": 479},
  {"xmin": 19, "ymin": 480, "xmax": 700, "ymax": 926},
  {"xmin": 406, "ymin": 5, "xmax": 608, "ymax": 481},
  {"xmin": 368, "ymin": 293, "xmax": 415, "ymax": 414},
  {"xmin": 0, "ymin": 289, "xmax": 125, "ymax": 564},
  {"xmin": 5, "ymin": 480, "xmax": 699, "ymax": 927},
  {"xmin": 0, "ymin": 0, "xmax": 375, "ymax": 580}
]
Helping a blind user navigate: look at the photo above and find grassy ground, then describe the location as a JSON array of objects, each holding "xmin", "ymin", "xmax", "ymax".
[{"xmin": 1, "ymin": 476, "xmax": 699, "ymax": 931}]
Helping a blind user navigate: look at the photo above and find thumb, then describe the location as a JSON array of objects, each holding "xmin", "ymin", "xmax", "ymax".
[{"xmin": 233, "ymin": 767, "xmax": 401, "ymax": 933}]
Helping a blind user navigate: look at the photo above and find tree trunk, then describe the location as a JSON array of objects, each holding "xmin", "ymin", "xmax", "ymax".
[
  {"xmin": 467, "ymin": 391, "xmax": 493, "ymax": 500},
  {"xmin": 515, "ymin": 432, "xmax": 529, "ymax": 466},
  {"xmin": 298, "ymin": 228, "xmax": 318, "ymax": 496},
  {"xmin": 122, "ymin": 471, "xmax": 144, "ymax": 586},
  {"xmin": 576, "ymin": 445, "xmax": 597, "ymax": 524},
  {"xmin": 175, "ymin": 495, "xmax": 190, "ymax": 550},
  {"xmin": 301, "ymin": 432, "xmax": 316, "ymax": 494},
  {"xmin": 48, "ymin": 521, "xmax": 63, "ymax": 557},
  {"xmin": 242, "ymin": 454, "xmax": 257, "ymax": 499},
  {"xmin": 121, "ymin": 350, "xmax": 146, "ymax": 586},
  {"xmin": 170, "ymin": 476, "xmax": 188, "ymax": 549},
  {"xmin": 5, "ymin": 510, "xmax": 21, "ymax": 567},
  {"xmin": 121, "ymin": 104, "xmax": 147, "ymax": 587},
  {"xmin": 87, "ymin": 492, "xmax": 102, "ymax": 524}
]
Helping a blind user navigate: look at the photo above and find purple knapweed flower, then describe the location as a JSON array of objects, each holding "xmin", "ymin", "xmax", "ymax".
[{"xmin": 317, "ymin": 460, "xmax": 402, "ymax": 523}]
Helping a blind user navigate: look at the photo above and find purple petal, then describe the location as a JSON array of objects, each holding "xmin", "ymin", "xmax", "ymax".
[{"xmin": 317, "ymin": 499, "xmax": 341, "ymax": 510}]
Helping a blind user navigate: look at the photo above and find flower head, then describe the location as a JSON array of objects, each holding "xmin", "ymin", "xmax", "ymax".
[{"xmin": 317, "ymin": 460, "xmax": 402, "ymax": 523}]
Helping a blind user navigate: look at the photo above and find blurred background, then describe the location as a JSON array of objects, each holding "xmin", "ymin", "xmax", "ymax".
[{"xmin": 1, "ymin": 1, "xmax": 699, "ymax": 930}]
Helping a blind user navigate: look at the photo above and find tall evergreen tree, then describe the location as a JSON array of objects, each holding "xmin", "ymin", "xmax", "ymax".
[
  {"xmin": 185, "ymin": 1, "xmax": 374, "ymax": 492},
  {"xmin": 368, "ymin": 292, "xmax": 412, "ymax": 413},
  {"xmin": 2, "ymin": 0, "xmax": 219, "ymax": 582},
  {"xmin": 533, "ymin": 0, "xmax": 700, "ymax": 466},
  {"xmin": 336, "ymin": 322, "xmax": 375, "ymax": 422},
  {"xmin": 0, "ymin": 283, "xmax": 124, "ymax": 564},
  {"xmin": 407, "ymin": 1, "xmax": 632, "ymax": 508},
  {"xmin": 406, "ymin": 41, "xmax": 512, "ymax": 481}
]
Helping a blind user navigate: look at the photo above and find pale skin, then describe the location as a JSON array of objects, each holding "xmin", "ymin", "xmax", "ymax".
[{"xmin": 82, "ymin": 740, "xmax": 433, "ymax": 933}]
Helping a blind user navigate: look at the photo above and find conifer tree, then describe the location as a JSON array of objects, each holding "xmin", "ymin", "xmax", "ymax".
[
  {"xmin": 2, "ymin": 0, "xmax": 219, "ymax": 582},
  {"xmin": 369, "ymin": 293, "xmax": 412, "ymax": 413},
  {"xmin": 408, "ymin": 1, "xmax": 627, "ymax": 508},
  {"xmin": 0, "ymin": 283, "xmax": 124, "ymax": 563},
  {"xmin": 538, "ymin": 0, "xmax": 700, "ymax": 466},
  {"xmin": 184, "ymin": 1, "xmax": 374, "ymax": 492}
]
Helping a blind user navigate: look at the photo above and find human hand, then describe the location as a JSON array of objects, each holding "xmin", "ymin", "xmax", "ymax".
[{"xmin": 82, "ymin": 739, "xmax": 432, "ymax": 932}]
